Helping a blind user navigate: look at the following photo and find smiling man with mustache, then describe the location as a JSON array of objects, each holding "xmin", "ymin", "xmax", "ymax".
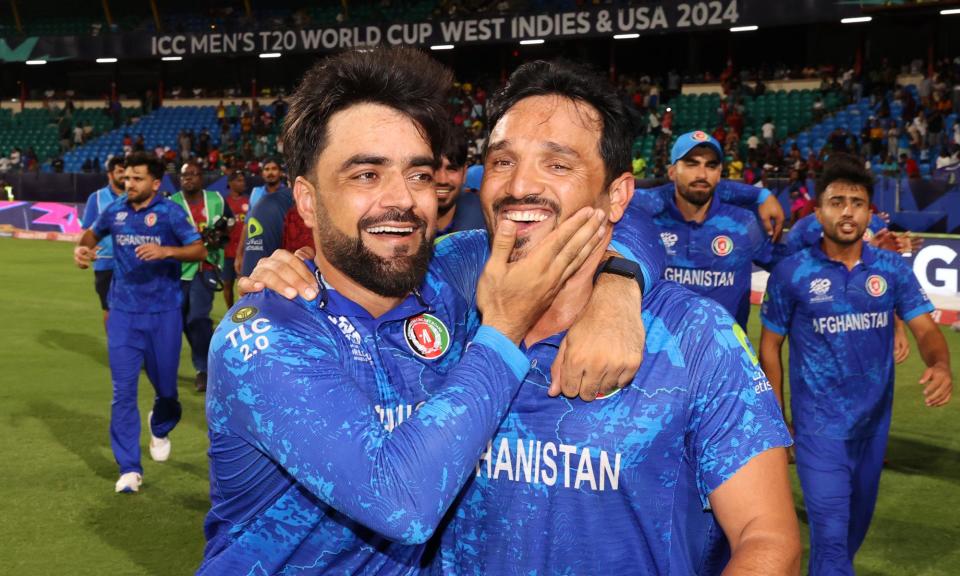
[{"xmin": 633, "ymin": 130, "xmax": 777, "ymax": 329}]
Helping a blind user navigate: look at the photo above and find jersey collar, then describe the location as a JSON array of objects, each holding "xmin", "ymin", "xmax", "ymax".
[{"xmin": 304, "ymin": 259, "xmax": 434, "ymax": 324}]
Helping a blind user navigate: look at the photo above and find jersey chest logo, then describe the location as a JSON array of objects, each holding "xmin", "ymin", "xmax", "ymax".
[
  {"xmin": 404, "ymin": 314, "xmax": 450, "ymax": 360},
  {"xmin": 866, "ymin": 275, "xmax": 887, "ymax": 297},
  {"xmin": 711, "ymin": 235, "xmax": 733, "ymax": 257},
  {"xmin": 144, "ymin": 213, "xmax": 157, "ymax": 227}
]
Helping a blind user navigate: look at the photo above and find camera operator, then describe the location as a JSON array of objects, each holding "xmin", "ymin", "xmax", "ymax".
[{"xmin": 170, "ymin": 161, "xmax": 234, "ymax": 393}]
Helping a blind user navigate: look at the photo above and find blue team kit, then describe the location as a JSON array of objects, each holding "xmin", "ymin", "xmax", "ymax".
[{"xmin": 200, "ymin": 203, "xmax": 790, "ymax": 574}]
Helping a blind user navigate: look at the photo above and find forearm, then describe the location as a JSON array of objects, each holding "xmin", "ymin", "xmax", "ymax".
[
  {"xmin": 78, "ymin": 228, "xmax": 99, "ymax": 248},
  {"xmin": 759, "ymin": 335, "xmax": 785, "ymax": 410},
  {"xmin": 916, "ymin": 329, "xmax": 951, "ymax": 370},
  {"xmin": 167, "ymin": 242, "xmax": 207, "ymax": 262},
  {"xmin": 723, "ymin": 528, "xmax": 801, "ymax": 575},
  {"xmin": 228, "ymin": 327, "xmax": 527, "ymax": 543}
]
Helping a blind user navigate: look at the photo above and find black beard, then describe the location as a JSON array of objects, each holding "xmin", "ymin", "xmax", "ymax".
[
  {"xmin": 677, "ymin": 181, "xmax": 715, "ymax": 206},
  {"xmin": 316, "ymin": 206, "xmax": 433, "ymax": 298}
]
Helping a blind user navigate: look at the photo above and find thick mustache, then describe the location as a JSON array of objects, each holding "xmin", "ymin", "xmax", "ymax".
[
  {"xmin": 359, "ymin": 209, "xmax": 425, "ymax": 229},
  {"xmin": 493, "ymin": 195, "xmax": 561, "ymax": 215},
  {"xmin": 689, "ymin": 179, "xmax": 712, "ymax": 188}
]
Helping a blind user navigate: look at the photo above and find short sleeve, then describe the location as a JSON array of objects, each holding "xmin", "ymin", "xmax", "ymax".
[
  {"xmin": 431, "ymin": 229, "xmax": 490, "ymax": 305},
  {"xmin": 686, "ymin": 304, "xmax": 792, "ymax": 505},
  {"xmin": 169, "ymin": 202, "xmax": 202, "ymax": 246},
  {"xmin": 717, "ymin": 180, "xmax": 766, "ymax": 207},
  {"xmin": 760, "ymin": 261, "xmax": 795, "ymax": 336},
  {"xmin": 892, "ymin": 256, "xmax": 935, "ymax": 322},
  {"xmin": 611, "ymin": 201, "xmax": 666, "ymax": 296}
]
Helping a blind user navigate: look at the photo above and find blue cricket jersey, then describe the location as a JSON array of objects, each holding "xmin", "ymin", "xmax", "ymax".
[
  {"xmin": 784, "ymin": 213, "xmax": 887, "ymax": 257},
  {"xmin": 91, "ymin": 193, "xmax": 201, "ymax": 313},
  {"xmin": 633, "ymin": 185, "xmax": 773, "ymax": 328},
  {"xmin": 761, "ymin": 243, "xmax": 934, "ymax": 439},
  {"xmin": 200, "ymin": 209, "xmax": 665, "ymax": 575},
  {"xmin": 429, "ymin": 250, "xmax": 791, "ymax": 574},
  {"xmin": 81, "ymin": 185, "xmax": 125, "ymax": 271}
]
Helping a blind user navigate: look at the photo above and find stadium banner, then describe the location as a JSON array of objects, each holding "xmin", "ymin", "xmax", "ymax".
[{"xmin": 0, "ymin": 1, "xmax": 860, "ymax": 62}]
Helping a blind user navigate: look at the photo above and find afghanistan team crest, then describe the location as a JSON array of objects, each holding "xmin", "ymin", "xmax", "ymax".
[
  {"xmin": 866, "ymin": 275, "xmax": 887, "ymax": 297},
  {"xmin": 144, "ymin": 213, "xmax": 157, "ymax": 227},
  {"xmin": 711, "ymin": 235, "xmax": 733, "ymax": 257},
  {"xmin": 404, "ymin": 313, "xmax": 450, "ymax": 360}
]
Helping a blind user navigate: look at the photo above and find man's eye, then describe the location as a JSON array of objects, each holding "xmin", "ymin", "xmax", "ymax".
[
  {"xmin": 410, "ymin": 172, "xmax": 433, "ymax": 183},
  {"xmin": 355, "ymin": 172, "xmax": 377, "ymax": 181}
]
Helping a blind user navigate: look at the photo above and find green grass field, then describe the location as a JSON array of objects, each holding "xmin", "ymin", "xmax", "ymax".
[{"xmin": 1, "ymin": 237, "xmax": 958, "ymax": 575}]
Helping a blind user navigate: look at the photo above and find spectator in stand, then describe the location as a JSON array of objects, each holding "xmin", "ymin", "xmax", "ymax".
[
  {"xmin": 74, "ymin": 123, "xmax": 85, "ymax": 147},
  {"xmin": 221, "ymin": 170, "xmax": 249, "ymax": 309},
  {"xmin": 787, "ymin": 169, "xmax": 814, "ymax": 226},
  {"xmin": 216, "ymin": 100, "xmax": 226, "ymax": 125},
  {"xmin": 762, "ymin": 117, "xmax": 776, "ymax": 147},
  {"xmin": 632, "ymin": 151, "xmax": 647, "ymax": 179},
  {"xmin": 900, "ymin": 153, "xmax": 920, "ymax": 179},
  {"xmin": 727, "ymin": 150, "xmax": 744, "ymax": 180},
  {"xmin": 935, "ymin": 148, "xmax": 958, "ymax": 170}
]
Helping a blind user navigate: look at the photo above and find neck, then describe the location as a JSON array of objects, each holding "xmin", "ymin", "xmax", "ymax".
[
  {"xmin": 523, "ymin": 232, "xmax": 611, "ymax": 346},
  {"xmin": 130, "ymin": 192, "xmax": 156, "ymax": 211},
  {"xmin": 436, "ymin": 205, "xmax": 457, "ymax": 231},
  {"xmin": 313, "ymin": 253, "xmax": 406, "ymax": 319},
  {"xmin": 674, "ymin": 189, "xmax": 712, "ymax": 223},
  {"xmin": 820, "ymin": 237, "xmax": 863, "ymax": 270},
  {"xmin": 266, "ymin": 181, "xmax": 280, "ymax": 193},
  {"xmin": 184, "ymin": 188, "xmax": 202, "ymax": 201}
]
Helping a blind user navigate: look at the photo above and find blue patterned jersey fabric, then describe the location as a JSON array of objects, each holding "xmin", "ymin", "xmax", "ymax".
[
  {"xmin": 638, "ymin": 180, "xmax": 769, "ymax": 214},
  {"xmin": 761, "ymin": 243, "xmax": 934, "ymax": 439},
  {"xmin": 200, "ymin": 208, "xmax": 665, "ymax": 575},
  {"xmin": 91, "ymin": 193, "xmax": 200, "ymax": 313},
  {"xmin": 430, "ymin": 279, "xmax": 792, "ymax": 575},
  {"xmin": 784, "ymin": 213, "xmax": 888, "ymax": 257},
  {"xmin": 633, "ymin": 185, "xmax": 774, "ymax": 328},
  {"xmin": 81, "ymin": 185, "xmax": 125, "ymax": 271}
]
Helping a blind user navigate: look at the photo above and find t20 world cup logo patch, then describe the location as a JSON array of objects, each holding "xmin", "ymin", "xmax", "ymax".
[
  {"xmin": 866, "ymin": 275, "xmax": 887, "ymax": 297},
  {"xmin": 404, "ymin": 314, "xmax": 450, "ymax": 360},
  {"xmin": 711, "ymin": 235, "xmax": 733, "ymax": 257},
  {"xmin": 144, "ymin": 213, "xmax": 157, "ymax": 227}
]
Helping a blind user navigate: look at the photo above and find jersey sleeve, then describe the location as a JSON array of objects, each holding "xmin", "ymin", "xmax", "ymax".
[
  {"xmin": 630, "ymin": 183, "xmax": 669, "ymax": 215},
  {"xmin": 891, "ymin": 255, "xmax": 935, "ymax": 322},
  {"xmin": 684, "ymin": 304, "xmax": 792, "ymax": 506},
  {"xmin": 431, "ymin": 229, "xmax": 490, "ymax": 305},
  {"xmin": 747, "ymin": 215, "xmax": 776, "ymax": 271},
  {"xmin": 611, "ymin": 200, "xmax": 665, "ymax": 296},
  {"xmin": 716, "ymin": 180, "xmax": 770, "ymax": 207},
  {"xmin": 869, "ymin": 214, "xmax": 888, "ymax": 234},
  {"xmin": 81, "ymin": 192, "xmax": 100, "ymax": 229},
  {"xmin": 169, "ymin": 202, "xmax": 202, "ymax": 246},
  {"xmin": 208, "ymin": 295, "xmax": 529, "ymax": 544},
  {"xmin": 782, "ymin": 215, "xmax": 815, "ymax": 257},
  {"xmin": 759, "ymin": 261, "xmax": 795, "ymax": 336}
]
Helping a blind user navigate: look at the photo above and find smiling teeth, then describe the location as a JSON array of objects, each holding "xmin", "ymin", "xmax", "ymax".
[
  {"xmin": 504, "ymin": 211, "xmax": 548, "ymax": 223},
  {"xmin": 367, "ymin": 226, "xmax": 413, "ymax": 234}
]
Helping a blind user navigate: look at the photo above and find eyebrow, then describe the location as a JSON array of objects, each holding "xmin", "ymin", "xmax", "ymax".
[
  {"xmin": 340, "ymin": 154, "xmax": 436, "ymax": 171},
  {"xmin": 486, "ymin": 139, "xmax": 580, "ymax": 158}
]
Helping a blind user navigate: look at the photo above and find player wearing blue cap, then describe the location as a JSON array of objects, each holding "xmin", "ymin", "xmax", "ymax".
[
  {"xmin": 633, "ymin": 130, "xmax": 777, "ymax": 328},
  {"xmin": 199, "ymin": 49, "xmax": 665, "ymax": 575},
  {"xmin": 79, "ymin": 156, "xmax": 127, "ymax": 327},
  {"xmin": 73, "ymin": 152, "xmax": 207, "ymax": 493},
  {"xmin": 759, "ymin": 154, "xmax": 952, "ymax": 576}
]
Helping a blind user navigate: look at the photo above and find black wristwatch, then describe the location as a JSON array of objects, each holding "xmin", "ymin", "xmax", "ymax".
[{"xmin": 593, "ymin": 257, "xmax": 644, "ymax": 294}]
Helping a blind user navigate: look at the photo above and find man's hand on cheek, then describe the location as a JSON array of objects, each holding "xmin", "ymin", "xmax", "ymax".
[{"xmin": 550, "ymin": 272, "xmax": 644, "ymax": 401}]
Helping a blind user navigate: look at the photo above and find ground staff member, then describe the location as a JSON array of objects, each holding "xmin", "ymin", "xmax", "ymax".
[
  {"xmin": 760, "ymin": 154, "xmax": 952, "ymax": 576},
  {"xmin": 73, "ymin": 151, "xmax": 206, "ymax": 494}
]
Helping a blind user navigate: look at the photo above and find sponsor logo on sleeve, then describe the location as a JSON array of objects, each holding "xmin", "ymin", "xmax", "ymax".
[
  {"xmin": 231, "ymin": 305, "xmax": 258, "ymax": 323},
  {"xmin": 247, "ymin": 217, "xmax": 263, "ymax": 239},
  {"xmin": 404, "ymin": 313, "xmax": 451, "ymax": 360},
  {"xmin": 711, "ymin": 235, "xmax": 733, "ymax": 257}
]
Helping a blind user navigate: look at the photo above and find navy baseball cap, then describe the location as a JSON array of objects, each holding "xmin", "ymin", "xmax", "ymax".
[{"xmin": 670, "ymin": 131, "xmax": 723, "ymax": 164}]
